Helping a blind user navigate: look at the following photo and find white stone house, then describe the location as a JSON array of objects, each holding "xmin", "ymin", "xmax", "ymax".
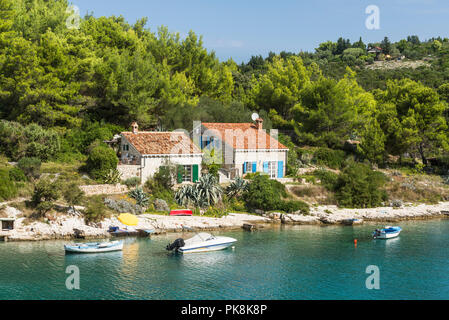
[
  {"xmin": 118, "ymin": 123, "xmax": 203, "ymax": 184},
  {"xmin": 195, "ymin": 118, "xmax": 289, "ymax": 180}
]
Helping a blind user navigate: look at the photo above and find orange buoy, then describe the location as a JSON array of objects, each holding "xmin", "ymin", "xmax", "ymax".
[{"xmin": 354, "ymin": 239, "xmax": 358, "ymax": 247}]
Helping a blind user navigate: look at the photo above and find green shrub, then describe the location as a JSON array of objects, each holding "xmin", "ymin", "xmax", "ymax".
[
  {"xmin": 17, "ymin": 157, "xmax": 41, "ymax": 179},
  {"xmin": 123, "ymin": 177, "xmax": 140, "ymax": 188},
  {"xmin": 203, "ymin": 206, "xmax": 227, "ymax": 218},
  {"xmin": 31, "ymin": 178, "xmax": 61, "ymax": 216},
  {"xmin": 63, "ymin": 183, "xmax": 85, "ymax": 212},
  {"xmin": 313, "ymin": 169, "xmax": 339, "ymax": 190},
  {"xmin": 334, "ymin": 162, "xmax": 388, "ymax": 208},
  {"xmin": 0, "ymin": 120, "xmax": 60, "ymax": 161},
  {"xmin": 242, "ymin": 174, "xmax": 287, "ymax": 212},
  {"xmin": 9, "ymin": 167, "xmax": 26, "ymax": 182},
  {"xmin": 313, "ymin": 148, "xmax": 346, "ymax": 169},
  {"xmin": 144, "ymin": 165, "xmax": 177, "ymax": 203},
  {"xmin": 0, "ymin": 168, "xmax": 18, "ymax": 201},
  {"xmin": 86, "ymin": 145, "xmax": 118, "ymax": 181},
  {"xmin": 279, "ymin": 200, "xmax": 310, "ymax": 214},
  {"xmin": 84, "ymin": 196, "xmax": 110, "ymax": 223}
]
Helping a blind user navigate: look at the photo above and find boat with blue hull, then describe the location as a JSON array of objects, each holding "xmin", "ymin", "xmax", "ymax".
[
  {"xmin": 373, "ymin": 226, "xmax": 402, "ymax": 239},
  {"xmin": 64, "ymin": 240, "xmax": 124, "ymax": 254}
]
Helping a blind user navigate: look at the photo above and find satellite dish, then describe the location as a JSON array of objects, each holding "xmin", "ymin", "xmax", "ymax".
[{"xmin": 251, "ymin": 112, "xmax": 260, "ymax": 121}]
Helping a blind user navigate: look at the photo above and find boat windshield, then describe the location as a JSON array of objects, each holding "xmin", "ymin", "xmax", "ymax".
[{"xmin": 184, "ymin": 233, "xmax": 215, "ymax": 245}]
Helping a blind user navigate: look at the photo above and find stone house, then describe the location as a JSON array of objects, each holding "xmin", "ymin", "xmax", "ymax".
[
  {"xmin": 118, "ymin": 123, "xmax": 203, "ymax": 184},
  {"xmin": 196, "ymin": 118, "xmax": 288, "ymax": 180}
]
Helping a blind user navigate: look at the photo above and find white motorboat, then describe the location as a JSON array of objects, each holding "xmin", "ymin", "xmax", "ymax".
[
  {"xmin": 373, "ymin": 226, "xmax": 402, "ymax": 239},
  {"xmin": 64, "ymin": 240, "xmax": 123, "ymax": 253},
  {"xmin": 166, "ymin": 232, "xmax": 237, "ymax": 253}
]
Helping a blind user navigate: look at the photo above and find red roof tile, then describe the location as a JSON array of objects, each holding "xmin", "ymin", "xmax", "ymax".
[
  {"xmin": 202, "ymin": 123, "xmax": 288, "ymax": 150},
  {"xmin": 121, "ymin": 132, "xmax": 202, "ymax": 155}
]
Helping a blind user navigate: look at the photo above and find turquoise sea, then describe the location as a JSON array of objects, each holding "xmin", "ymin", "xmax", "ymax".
[{"xmin": 0, "ymin": 220, "xmax": 448, "ymax": 300}]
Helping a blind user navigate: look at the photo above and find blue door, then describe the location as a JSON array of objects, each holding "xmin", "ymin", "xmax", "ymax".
[
  {"xmin": 243, "ymin": 162, "xmax": 247, "ymax": 174},
  {"xmin": 252, "ymin": 162, "xmax": 257, "ymax": 173},
  {"xmin": 277, "ymin": 161, "xmax": 284, "ymax": 178},
  {"xmin": 263, "ymin": 162, "xmax": 269, "ymax": 173}
]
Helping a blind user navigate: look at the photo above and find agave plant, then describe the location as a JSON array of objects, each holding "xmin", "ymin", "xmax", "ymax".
[
  {"xmin": 101, "ymin": 169, "xmax": 122, "ymax": 184},
  {"xmin": 128, "ymin": 187, "xmax": 150, "ymax": 207},
  {"xmin": 195, "ymin": 174, "xmax": 223, "ymax": 207},
  {"xmin": 175, "ymin": 184, "xmax": 194, "ymax": 206},
  {"xmin": 174, "ymin": 174, "xmax": 223, "ymax": 208},
  {"xmin": 226, "ymin": 177, "xmax": 249, "ymax": 199}
]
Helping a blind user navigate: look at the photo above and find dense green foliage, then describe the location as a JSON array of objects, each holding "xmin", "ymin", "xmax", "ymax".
[
  {"xmin": 83, "ymin": 196, "xmax": 109, "ymax": 223},
  {"xmin": 313, "ymin": 148, "xmax": 346, "ymax": 169},
  {"xmin": 0, "ymin": 167, "xmax": 18, "ymax": 200},
  {"xmin": 31, "ymin": 178, "xmax": 61, "ymax": 215},
  {"xmin": 17, "ymin": 157, "xmax": 41, "ymax": 179},
  {"xmin": 241, "ymin": 174, "xmax": 309, "ymax": 213},
  {"xmin": 62, "ymin": 182, "xmax": 84, "ymax": 212},
  {"xmin": 0, "ymin": 0, "xmax": 448, "ymax": 200},
  {"xmin": 334, "ymin": 163, "xmax": 388, "ymax": 208},
  {"xmin": 85, "ymin": 145, "xmax": 118, "ymax": 180}
]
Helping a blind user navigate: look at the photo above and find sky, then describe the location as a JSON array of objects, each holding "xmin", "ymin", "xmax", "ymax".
[{"xmin": 70, "ymin": 0, "xmax": 449, "ymax": 63}]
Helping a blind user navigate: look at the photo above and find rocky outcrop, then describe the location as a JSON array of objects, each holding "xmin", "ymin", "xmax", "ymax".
[
  {"xmin": 153, "ymin": 199, "xmax": 169, "ymax": 212},
  {"xmin": 104, "ymin": 198, "xmax": 143, "ymax": 214}
]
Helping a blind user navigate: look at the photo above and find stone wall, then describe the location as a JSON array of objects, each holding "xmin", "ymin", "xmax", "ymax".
[
  {"xmin": 117, "ymin": 165, "xmax": 140, "ymax": 181},
  {"xmin": 79, "ymin": 184, "xmax": 129, "ymax": 196}
]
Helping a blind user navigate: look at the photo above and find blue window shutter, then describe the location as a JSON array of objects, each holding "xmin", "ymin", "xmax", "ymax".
[
  {"xmin": 263, "ymin": 162, "xmax": 269, "ymax": 173},
  {"xmin": 278, "ymin": 161, "xmax": 284, "ymax": 178},
  {"xmin": 243, "ymin": 162, "xmax": 247, "ymax": 174},
  {"xmin": 252, "ymin": 162, "xmax": 257, "ymax": 173}
]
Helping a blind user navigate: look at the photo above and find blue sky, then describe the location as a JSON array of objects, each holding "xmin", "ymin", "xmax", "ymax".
[{"xmin": 70, "ymin": 0, "xmax": 449, "ymax": 63}]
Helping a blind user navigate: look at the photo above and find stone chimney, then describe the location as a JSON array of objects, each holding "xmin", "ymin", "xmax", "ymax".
[
  {"xmin": 255, "ymin": 118, "xmax": 263, "ymax": 130},
  {"xmin": 131, "ymin": 122, "xmax": 139, "ymax": 134}
]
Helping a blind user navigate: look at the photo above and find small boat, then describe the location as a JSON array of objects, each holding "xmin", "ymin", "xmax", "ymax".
[
  {"xmin": 108, "ymin": 226, "xmax": 138, "ymax": 237},
  {"xmin": 170, "ymin": 209, "xmax": 193, "ymax": 216},
  {"xmin": 373, "ymin": 226, "xmax": 402, "ymax": 239},
  {"xmin": 64, "ymin": 241, "xmax": 124, "ymax": 254},
  {"xmin": 166, "ymin": 232, "xmax": 237, "ymax": 254}
]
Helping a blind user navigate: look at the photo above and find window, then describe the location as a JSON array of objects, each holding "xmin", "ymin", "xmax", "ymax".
[
  {"xmin": 268, "ymin": 161, "xmax": 276, "ymax": 179},
  {"xmin": 182, "ymin": 165, "xmax": 192, "ymax": 182},
  {"xmin": 123, "ymin": 144, "xmax": 129, "ymax": 151}
]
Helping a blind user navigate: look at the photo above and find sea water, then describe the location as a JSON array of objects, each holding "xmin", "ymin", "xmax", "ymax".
[{"xmin": 0, "ymin": 219, "xmax": 448, "ymax": 299}]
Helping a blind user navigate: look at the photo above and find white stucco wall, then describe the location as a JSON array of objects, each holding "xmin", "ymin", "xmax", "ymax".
[
  {"xmin": 140, "ymin": 155, "xmax": 203, "ymax": 184},
  {"xmin": 234, "ymin": 149, "xmax": 288, "ymax": 177}
]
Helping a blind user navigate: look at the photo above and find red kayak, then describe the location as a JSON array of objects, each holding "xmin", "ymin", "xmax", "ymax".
[{"xmin": 169, "ymin": 209, "xmax": 193, "ymax": 216}]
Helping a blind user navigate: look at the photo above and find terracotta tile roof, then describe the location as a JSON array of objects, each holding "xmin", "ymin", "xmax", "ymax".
[
  {"xmin": 121, "ymin": 132, "xmax": 202, "ymax": 155},
  {"xmin": 202, "ymin": 123, "xmax": 288, "ymax": 150}
]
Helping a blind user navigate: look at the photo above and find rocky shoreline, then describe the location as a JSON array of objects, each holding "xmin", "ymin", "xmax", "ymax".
[
  {"xmin": 1, "ymin": 202, "xmax": 449, "ymax": 242},
  {"xmin": 280, "ymin": 202, "xmax": 449, "ymax": 225}
]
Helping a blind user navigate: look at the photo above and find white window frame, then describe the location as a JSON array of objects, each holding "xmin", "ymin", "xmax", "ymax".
[{"xmin": 182, "ymin": 165, "xmax": 192, "ymax": 182}]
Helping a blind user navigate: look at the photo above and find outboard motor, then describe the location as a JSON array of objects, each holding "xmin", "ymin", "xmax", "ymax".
[{"xmin": 166, "ymin": 238, "xmax": 185, "ymax": 251}]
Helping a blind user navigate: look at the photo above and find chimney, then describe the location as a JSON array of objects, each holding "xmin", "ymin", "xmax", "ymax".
[
  {"xmin": 131, "ymin": 122, "xmax": 139, "ymax": 134},
  {"xmin": 255, "ymin": 118, "xmax": 263, "ymax": 130}
]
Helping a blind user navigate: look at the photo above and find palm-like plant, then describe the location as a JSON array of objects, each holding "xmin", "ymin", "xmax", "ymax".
[
  {"xmin": 226, "ymin": 177, "xmax": 249, "ymax": 199},
  {"xmin": 174, "ymin": 174, "xmax": 223, "ymax": 208},
  {"xmin": 196, "ymin": 174, "xmax": 223, "ymax": 207},
  {"xmin": 128, "ymin": 187, "xmax": 150, "ymax": 207},
  {"xmin": 175, "ymin": 184, "xmax": 194, "ymax": 206}
]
